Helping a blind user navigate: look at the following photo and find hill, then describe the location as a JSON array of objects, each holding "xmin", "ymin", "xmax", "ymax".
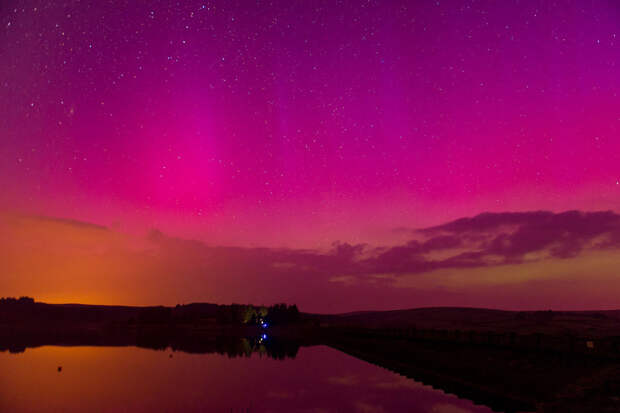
[{"xmin": 314, "ymin": 307, "xmax": 620, "ymax": 338}]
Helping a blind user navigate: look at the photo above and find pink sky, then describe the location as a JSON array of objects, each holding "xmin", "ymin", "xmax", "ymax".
[{"xmin": 1, "ymin": 0, "xmax": 619, "ymax": 311}]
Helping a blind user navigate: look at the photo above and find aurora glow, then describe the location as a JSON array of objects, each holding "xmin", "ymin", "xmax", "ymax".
[{"xmin": 1, "ymin": 0, "xmax": 619, "ymax": 312}]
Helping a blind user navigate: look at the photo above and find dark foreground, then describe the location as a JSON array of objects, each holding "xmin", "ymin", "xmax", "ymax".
[{"xmin": 3, "ymin": 301, "xmax": 620, "ymax": 412}]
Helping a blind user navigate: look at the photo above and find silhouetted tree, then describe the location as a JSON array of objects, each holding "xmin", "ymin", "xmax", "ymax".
[
  {"xmin": 265, "ymin": 303, "xmax": 300, "ymax": 325},
  {"xmin": 138, "ymin": 306, "xmax": 172, "ymax": 323}
]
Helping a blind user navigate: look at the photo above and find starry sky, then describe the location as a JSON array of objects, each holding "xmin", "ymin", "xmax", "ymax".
[{"xmin": 1, "ymin": 0, "xmax": 620, "ymax": 311}]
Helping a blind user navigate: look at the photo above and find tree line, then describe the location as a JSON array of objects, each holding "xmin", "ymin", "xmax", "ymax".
[
  {"xmin": 0, "ymin": 296, "xmax": 35, "ymax": 305},
  {"xmin": 136, "ymin": 303, "xmax": 300, "ymax": 325},
  {"xmin": 0, "ymin": 297, "xmax": 301, "ymax": 326}
]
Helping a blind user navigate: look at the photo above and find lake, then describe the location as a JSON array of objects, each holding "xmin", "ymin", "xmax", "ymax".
[{"xmin": 0, "ymin": 343, "xmax": 496, "ymax": 412}]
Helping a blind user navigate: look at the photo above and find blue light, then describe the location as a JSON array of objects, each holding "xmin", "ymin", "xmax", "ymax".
[
  {"xmin": 262, "ymin": 334, "xmax": 267, "ymax": 340},
  {"xmin": 261, "ymin": 322, "xmax": 268, "ymax": 328}
]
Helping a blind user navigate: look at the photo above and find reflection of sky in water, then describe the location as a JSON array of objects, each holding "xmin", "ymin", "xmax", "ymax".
[{"xmin": 0, "ymin": 345, "xmax": 495, "ymax": 412}]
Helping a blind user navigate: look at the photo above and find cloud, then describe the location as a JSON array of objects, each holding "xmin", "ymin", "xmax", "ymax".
[
  {"xmin": 374, "ymin": 376, "xmax": 426, "ymax": 390},
  {"xmin": 439, "ymin": 210, "xmax": 620, "ymax": 258},
  {"xmin": 421, "ymin": 211, "xmax": 556, "ymax": 234},
  {"xmin": 266, "ymin": 391, "xmax": 294, "ymax": 399},
  {"xmin": 22, "ymin": 214, "xmax": 108, "ymax": 231},
  {"xmin": 430, "ymin": 404, "xmax": 475, "ymax": 413},
  {"xmin": 354, "ymin": 401, "xmax": 387, "ymax": 413},
  {"xmin": 2, "ymin": 210, "xmax": 620, "ymax": 311},
  {"xmin": 327, "ymin": 375, "xmax": 360, "ymax": 386},
  {"xmin": 363, "ymin": 210, "xmax": 620, "ymax": 275}
]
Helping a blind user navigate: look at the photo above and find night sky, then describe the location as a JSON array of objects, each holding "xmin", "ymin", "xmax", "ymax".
[{"xmin": 1, "ymin": 0, "xmax": 620, "ymax": 312}]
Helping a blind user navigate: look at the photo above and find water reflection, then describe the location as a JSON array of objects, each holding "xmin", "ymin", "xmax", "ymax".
[
  {"xmin": 0, "ymin": 330, "xmax": 299, "ymax": 360},
  {"xmin": 0, "ymin": 344, "xmax": 495, "ymax": 413}
]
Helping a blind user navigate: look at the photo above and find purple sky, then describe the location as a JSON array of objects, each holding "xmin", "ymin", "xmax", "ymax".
[{"xmin": 1, "ymin": 0, "xmax": 619, "ymax": 311}]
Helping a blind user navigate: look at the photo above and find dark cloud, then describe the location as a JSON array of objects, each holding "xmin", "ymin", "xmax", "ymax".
[
  {"xmin": 379, "ymin": 210, "xmax": 620, "ymax": 273},
  {"xmin": 143, "ymin": 210, "xmax": 620, "ymax": 289},
  {"xmin": 419, "ymin": 235, "xmax": 463, "ymax": 252},
  {"xmin": 8, "ymin": 213, "xmax": 109, "ymax": 231},
  {"xmin": 464, "ymin": 210, "xmax": 620, "ymax": 259},
  {"xmin": 421, "ymin": 211, "xmax": 554, "ymax": 234}
]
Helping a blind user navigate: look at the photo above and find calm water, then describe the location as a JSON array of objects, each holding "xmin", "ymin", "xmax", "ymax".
[{"xmin": 0, "ymin": 344, "xmax": 495, "ymax": 412}]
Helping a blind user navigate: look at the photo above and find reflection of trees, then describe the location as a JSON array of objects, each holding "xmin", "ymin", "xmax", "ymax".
[
  {"xmin": 213, "ymin": 336, "xmax": 300, "ymax": 360},
  {"xmin": 154, "ymin": 335, "xmax": 297, "ymax": 359},
  {"xmin": 264, "ymin": 337, "xmax": 301, "ymax": 360},
  {"xmin": 0, "ymin": 331, "xmax": 301, "ymax": 360},
  {"xmin": 127, "ymin": 333, "xmax": 300, "ymax": 359},
  {"xmin": 0, "ymin": 344, "xmax": 26, "ymax": 354}
]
